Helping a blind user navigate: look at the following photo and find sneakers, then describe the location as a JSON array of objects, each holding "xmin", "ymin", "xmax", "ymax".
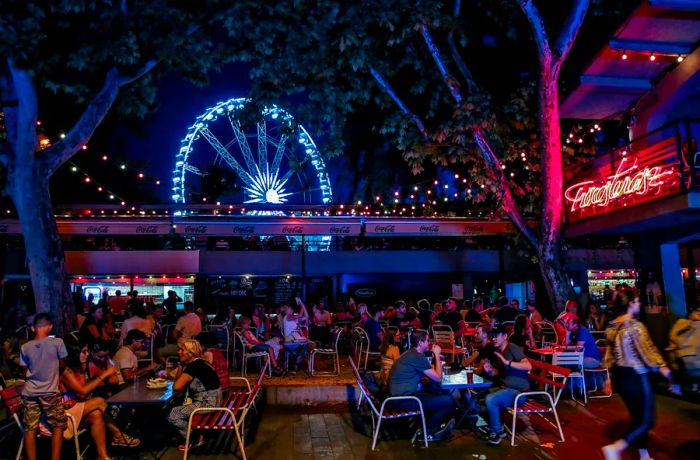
[
  {"xmin": 111, "ymin": 433, "xmax": 141, "ymax": 447},
  {"xmin": 486, "ymin": 430, "xmax": 508, "ymax": 446},
  {"xmin": 413, "ymin": 418, "xmax": 456, "ymax": 443}
]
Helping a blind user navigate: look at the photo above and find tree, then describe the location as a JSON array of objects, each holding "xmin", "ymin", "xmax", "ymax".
[
  {"xmin": 0, "ymin": 1, "xmax": 244, "ymax": 333},
  {"xmin": 234, "ymin": 0, "xmax": 611, "ymax": 310}
]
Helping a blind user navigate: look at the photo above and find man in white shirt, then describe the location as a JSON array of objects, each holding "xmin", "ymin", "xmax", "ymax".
[
  {"xmin": 114, "ymin": 330, "xmax": 156, "ymax": 382},
  {"xmin": 120, "ymin": 306, "xmax": 154, "ymax": 344},
  {"xmin": 174, "ymin": 301, "xmax": 202, "ymax": 340}
]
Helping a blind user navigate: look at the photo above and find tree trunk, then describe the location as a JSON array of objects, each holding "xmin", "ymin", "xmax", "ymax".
[
  {"xmin": 8, "ymin": 159, "xmax": 75, "ymax": 335},
  {"xmin": 537, "ymin": 64, "xmax": 574, "ymax": 312}
]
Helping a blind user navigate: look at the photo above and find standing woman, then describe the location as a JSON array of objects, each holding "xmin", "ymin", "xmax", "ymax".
[
  {"xmin": 601, "ymin": 288, "xmax": 676, "ymax": 460},
  {"xmin": 168, "ymin": 339, "xmax": 221, "ymax": 450}
]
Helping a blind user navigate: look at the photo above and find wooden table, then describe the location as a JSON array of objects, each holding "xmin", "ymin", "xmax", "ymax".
[{"xmin": 107, "ymin": 380, "xmax": 173, "ymax": 406}]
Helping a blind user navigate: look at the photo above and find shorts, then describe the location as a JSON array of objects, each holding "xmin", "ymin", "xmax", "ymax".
[{"xmin": 22, "ymin": 394, "xmax": 67, "ymax": 432}]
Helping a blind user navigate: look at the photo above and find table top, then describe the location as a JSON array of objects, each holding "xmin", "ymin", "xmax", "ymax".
[
  {"xmin": 441, "ymin": 370, "xmax": 492, "ymax": 390},
  {"xmin": 107, "ymin": 380, "xmax": 173, "ymax": 406}
]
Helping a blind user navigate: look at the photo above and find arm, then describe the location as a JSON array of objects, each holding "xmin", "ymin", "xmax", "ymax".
[
  {"xmin": 632, "ymin": 322, "xmax": 668, "ymax": 371},
  {"xmin": 62, "ymin": 367, "xmax": 116, "ymax": 399},
  {"xmin": 121, "ymin": 362, "xmax": 157, "ymax": 381},
  {"xmin": 494, "ymin": 350, "xmax": 532, "ymax": 372},
  {"xmin": 423, "ymin": 344, "xmax": 443, "ymax": 382},
  {"xmin": 172, "ymin": 370, "xmax": 193, "ymax": 392},
  {"xmin": 86, "ymin": 324, "xmax": 101, "ymax": 339}
]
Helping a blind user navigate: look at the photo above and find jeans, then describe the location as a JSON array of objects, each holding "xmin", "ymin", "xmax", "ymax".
[
  {"xmin": 395, "ymin": 392, "xmax": 454, "ymax": 432},
  {"xmin": 485, "ymin": 387, "xmax": 519, "ymax": 433},
  {"xmin": 611, "ymin": 366, "xmax": 655, "ymax": 449}
]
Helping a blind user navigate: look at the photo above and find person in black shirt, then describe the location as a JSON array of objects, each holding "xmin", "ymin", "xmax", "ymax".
[
  {"xmin": 493, "ymin": 299, "xmax": 520, "ymax": 325},
  {"xmin": 441, "ymin": 297, "xmax": 467, "ymax": 339},
  {"xmin": 463, "ymin": 300, "xmax": 483, "ymax": 324},
  {"xmin": 162, "ymin": 290, "xmax": 182, "ymax": 318},
  {"xmin": 168, "ymin": 339, "xmax": 221, "ymax": 450},
  {"xmin": 508, "ymin": 314, "xmax": 536, "ymax": 354}
]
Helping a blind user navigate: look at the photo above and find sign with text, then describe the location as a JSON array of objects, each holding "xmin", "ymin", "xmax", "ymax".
[
  {"xmin": 564, "ymin": 137, "xmax": 683, "ymax": 223},
  {"xmin": 176, "ymin": 219, "xmax": 361, "ymax": 236},
  {"xmin": 363, "ymin": 220, "xmax": 514, "ymax": 236}
]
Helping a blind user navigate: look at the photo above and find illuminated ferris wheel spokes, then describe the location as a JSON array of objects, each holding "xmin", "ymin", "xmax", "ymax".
[{"xmin": 172, "ymin": 98, "xmax": 332, "ymax": 206}]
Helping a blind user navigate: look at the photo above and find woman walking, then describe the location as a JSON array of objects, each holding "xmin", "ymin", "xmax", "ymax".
[{"xmin": 602, "ymin": 288, "xmax": 676, "ymax": 460}]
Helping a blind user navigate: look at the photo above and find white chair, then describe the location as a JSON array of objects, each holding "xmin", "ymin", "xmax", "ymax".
[
  {"xmin": 234, "ymin": 331, "xmax": 271, "ymax": 377},
  {"xmin": 1, "ymin": 386, "xmax": 87, "ymax": 460},
  {"xmin": 309, "ymin": 327, "xmax": 342, "ymax": 376},
  {"xmin": 551, "ymin": 350, "xmax": 587, "ymax": 404},
  {"xmin": 585, "ymin": 339, "xmax": 613, "ymax": 398},
  {"xmin": 349, "ymin": 357, "xmax": 428, "ymax": 450},
  {"xmin": 354, "ymin": 327, "xmax": 381, "ymax": 370}
]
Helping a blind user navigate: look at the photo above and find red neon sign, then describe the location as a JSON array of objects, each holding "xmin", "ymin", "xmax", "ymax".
[
  {"xmin": 564, "ymin": 138, "xmax": 683, "ymax": 222},
  {"xmin": 565, "ymin": 157, "xmax": 675, "ymax": 212}
]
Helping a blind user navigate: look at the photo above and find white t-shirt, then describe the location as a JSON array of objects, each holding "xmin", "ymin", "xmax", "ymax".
[
  {"xmin": 176, "ymin": 312, "xmax": 202, "ymax": 339},
  {"xmin": 113, "ymin": 346, "xmax": 138, "ymax": 371},
  {"xmin": 120, "ymin": 316, "xmax": 154, "ymax": 343}
]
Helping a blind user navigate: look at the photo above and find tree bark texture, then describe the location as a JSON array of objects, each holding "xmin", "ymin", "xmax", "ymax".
[{"xmin": 7, "ymin": 160, "xmax": 75, "ymax": 335}]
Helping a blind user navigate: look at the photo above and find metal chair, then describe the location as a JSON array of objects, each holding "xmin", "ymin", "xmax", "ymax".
[
  {"xmin": 234, "ymin": 331, "xmax": 271, "ymax": 377},
  {"xmin": 536, "ymin": 321, "xmax": 558, "ymax": 346},
  {"xmin": 585, "ymin": 339, "xmax": 613, "ymax": 398},
  {"xmin": 354, "ymin": 327, "xmax": 381, "ymax": 370},
  {"xmin": 551, "ymin": 350, "xmax": 587, "ymax": 404},
  {"xmin": 309, "ymin": 327, "xmax": 342, "ymax": 376},
  {"xmin": 1, "ymin": 386, "xmax": 87, "ymax": 460},
  {"xmin": 349, "ymin": 357, "xmax": 428, "ymax": 450},
  {"xmin": 509, "ymin": 359, "xmax": 570, "ymax": 446},
  {"xmin": 136, "ymin": 333, "xmax": 155, "ymax": 366},
  {"xmin": 431, "ymin": 324, "xmax": 466, "ymax": 363}
]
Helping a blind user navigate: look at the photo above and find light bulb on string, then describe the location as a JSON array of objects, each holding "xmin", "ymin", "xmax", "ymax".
[{"xmin": 649, "ymin": 53, "xmax": 656, "ymax": 62}]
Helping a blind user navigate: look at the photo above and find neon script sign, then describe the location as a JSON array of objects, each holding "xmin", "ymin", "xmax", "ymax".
[{"xmin": 565, "ymin": 157, "xmax": 676, "ymax": 213}]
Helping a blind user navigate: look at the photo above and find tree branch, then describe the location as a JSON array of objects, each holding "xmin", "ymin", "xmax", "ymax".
[
  {"xmin": 118, "ymin": 59, "xmax": 158, "ymax": 86},
  {"xmin": 447, "ymin": 0, "xmax": 476, "ymax": 94},
  {"xmin": 420, "ymin": 23, "xmax": 538, "ymax": 249},
  {"xmin": 42, "ymin": 68, "xmax": 121, "ymax": 175},
  {"xmin": 473, "ymin": 130, "xmax": 538, "ymax": 249},
  {"xmin": 420, "ymin": 24, "xmax": 464, "ymax": 104},
  {"xmin": 518, "ymin": 0, "xmax": 552, "ymax": 63},
  {"xmin": 369, "ymin": 67, "xmax": 429, "ymax": 141},
  {"xmin": 3, "ymin": 60, "xmax": 38, "ymax": 163},
  {"xmin": 553, "ymin": 0, "xmax": 590, "ymax": 65}
]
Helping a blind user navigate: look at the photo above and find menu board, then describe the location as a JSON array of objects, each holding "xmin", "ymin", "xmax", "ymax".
[{"xmin": 206, "ymin": 276, "xmax": 323, "ymax": 311}]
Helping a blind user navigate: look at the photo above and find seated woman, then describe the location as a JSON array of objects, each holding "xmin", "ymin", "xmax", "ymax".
[
  {"xmin": 240, "ymin": 317, "xmax": 283, "ymax": 374},
  {"xmin": 87, "ymin": 340, "xmax": 124, "ymax": 399},
  {"xmin": 79, "ymin": 305, "xmax": 111, "ymax": 346},
  {"xmin": 46, "ymin": 345, "xmax": 139, "ymax": 460},
  {"xmin": 378, "ymin": 327, "xmax": 401, "ymax": 390},
  {"xmin": 168, "ymin": 339, "xmax": 222, "ymax": 450},
  {"xmin": 509, "ymin": 314, "xmax": 537, "ymax": 354}
]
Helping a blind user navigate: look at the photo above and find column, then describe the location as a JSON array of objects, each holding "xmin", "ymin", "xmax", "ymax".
[{"xmin": 660, "ymin": 242, "xmax": 686, "ymax": 317}]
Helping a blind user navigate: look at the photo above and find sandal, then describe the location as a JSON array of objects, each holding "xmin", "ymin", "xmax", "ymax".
[
  {"xmin": 112, "ymin": 433, "xmax": 141, "ymax": 447},
  {"xmin": 178, "ymin": 436, "xmax": 205, "ymax": 451}
]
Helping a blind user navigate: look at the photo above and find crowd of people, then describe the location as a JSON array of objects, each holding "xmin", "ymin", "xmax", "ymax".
[{"xmin": 3, "ymin": 285, "xmax": 699, "ymax": 460}]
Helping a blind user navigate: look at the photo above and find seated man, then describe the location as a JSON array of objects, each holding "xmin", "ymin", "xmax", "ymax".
[
  {"xmin": 482, "ymin": 327, "xmax": 532, "ymax": 445},
  {"xmin": 389, "ymin": 330, "xmax": 455, "ymax": 441},
  {"xmin": 563, "ymin": 313, "xmax": 601, "ymax": 368},
  {"xmin": 113, "ymin": 329, "xmax": 157, "ymax": 382}
]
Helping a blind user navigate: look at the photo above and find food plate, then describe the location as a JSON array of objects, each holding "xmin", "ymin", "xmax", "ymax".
[{"xmin": 146, "ymin": 378, "xmax": 168, "ymax": 389}]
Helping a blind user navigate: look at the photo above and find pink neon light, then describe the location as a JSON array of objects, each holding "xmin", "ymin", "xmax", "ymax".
[{"xmin": 564, "ymin": 157, "xmax": 675, "ymax": 212}]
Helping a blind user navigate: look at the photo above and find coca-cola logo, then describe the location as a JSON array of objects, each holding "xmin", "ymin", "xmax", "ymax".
[
  {"xmin": 462, "ymin": 225, "xmax": 484, "ymax": 235},
  {"xmin": 232, "ymin": 225, "xmax": 255, "ymax": 234},
  {"xmin": 329, "ymin": 225, "xmax": 351, "ymax": 234},
  {"xmin": 419, "ymin": 225, "xmax": 440, "ymax": 233},
  {"xmin": 282, "ymin": 226, "xmax": 303, "ymax": 234},
  {"xmin": 135, "ymin": 225, "xmax": 158, "ymax": 234},
  {"xmin": 373, "ymin": 225, "xmax": 395, "ymax": 233},
  {"xmin": 184, "ymin": 225, "xmax": 207, "ymax": 234},
  {"xmin": 86, "ymin": 225, "xmax": 109, "ymax": 234}
]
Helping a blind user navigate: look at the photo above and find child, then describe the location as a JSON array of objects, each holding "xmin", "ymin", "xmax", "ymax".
[{"xmin": 20, "ymin": 313, "xmax": 68, "ymax": 460}]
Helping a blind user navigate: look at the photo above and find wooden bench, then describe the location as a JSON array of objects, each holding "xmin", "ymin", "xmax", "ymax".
[
  {"xmin": 507, "ymin": 359, "xmax": 571, "ymax": 446},
  {"xmin": 349, "ymin": 357, "xmax": 428, "ymax": 450},
  {"xmin": 183, "ymin": 360, "xmax": 269, "ymax": 460}
]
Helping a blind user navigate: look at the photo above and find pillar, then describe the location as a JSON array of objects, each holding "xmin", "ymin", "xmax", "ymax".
[{"xmin": 660, "ymin": 242, "xmax": 686, "ymax": 317}]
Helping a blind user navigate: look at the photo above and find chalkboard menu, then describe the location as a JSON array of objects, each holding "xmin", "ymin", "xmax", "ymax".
[{"xmin": 206, "ymin": 276, "xmax": 320, "ymax": 312}]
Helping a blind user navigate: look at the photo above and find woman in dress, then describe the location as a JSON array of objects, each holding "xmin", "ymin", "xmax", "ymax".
[
  {"xmin": 168, "ymin": 339, "xmax": 222, "ymax": 450},
  {"xmin": 601, "ymin": 288, "xmax": 677, "ymax": 460}
]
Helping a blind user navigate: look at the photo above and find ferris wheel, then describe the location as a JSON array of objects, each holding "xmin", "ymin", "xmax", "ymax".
[{"xmin": 172, "ymin": 98, "xmax": 333, "ymax": 207}]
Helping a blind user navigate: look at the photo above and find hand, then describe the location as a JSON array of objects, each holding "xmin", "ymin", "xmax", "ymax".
[
  {"xmin": 146, "ymin": 362, "xmax": 158, "ymax": 371},
  {"xmin": 431, "ymin": 344, "xmax": 442, "ymax": 356}
]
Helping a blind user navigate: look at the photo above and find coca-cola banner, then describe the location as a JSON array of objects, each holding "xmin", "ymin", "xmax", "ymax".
[
  {"xmin": 364, "ymin": 219, "xmax": 514, "ymax": 236},
  {"xmin": 175, "ymin": 219, "xmax": 361, "ymax": 236},
  {"xmin": 57, "ymin": 220, "xmax": 172, "ymax": 235}
]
